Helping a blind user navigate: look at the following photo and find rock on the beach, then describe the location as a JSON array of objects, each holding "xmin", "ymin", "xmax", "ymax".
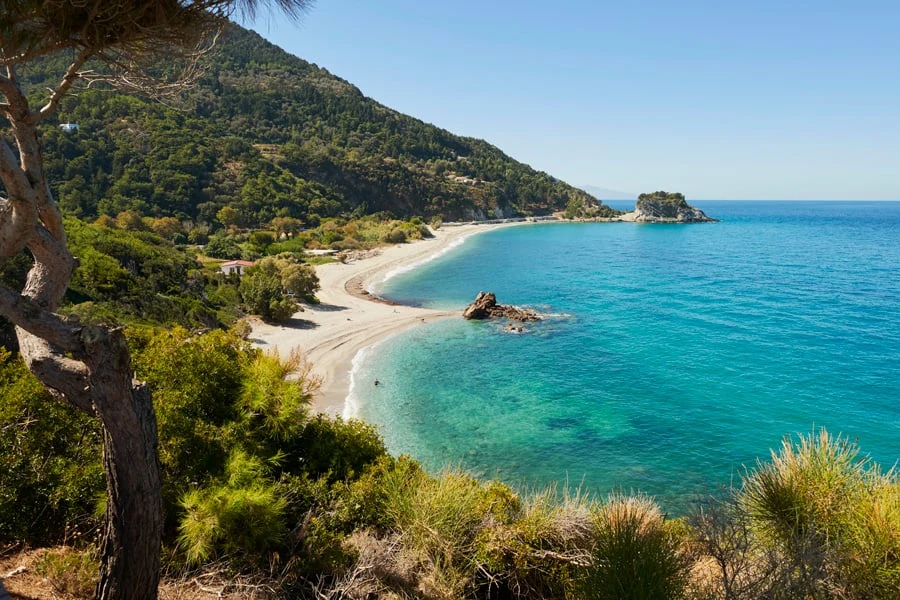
[{"xmin": 463, "ymin": 291, "xmax": 541, "ymax": 322}]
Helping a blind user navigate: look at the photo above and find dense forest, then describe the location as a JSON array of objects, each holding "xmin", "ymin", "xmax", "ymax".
[{"xmin": 20, "ymin": 24, "xmax": 615, "ymax": 228}]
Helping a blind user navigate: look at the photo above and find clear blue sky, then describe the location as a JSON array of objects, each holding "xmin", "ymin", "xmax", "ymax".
[{"xmin": 244, "ymin": 1, "xmax": 900, "ymax": 200}]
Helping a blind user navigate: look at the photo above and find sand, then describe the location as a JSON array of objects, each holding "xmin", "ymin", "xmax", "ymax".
[{"xmin": 250, "ymin": 223, "xmax": 517, "ymax": 415}]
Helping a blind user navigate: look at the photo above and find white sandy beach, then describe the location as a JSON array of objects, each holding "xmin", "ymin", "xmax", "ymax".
[{"xmin": 250, "ymin": 223, "xmax": 517, "ymax": 415}]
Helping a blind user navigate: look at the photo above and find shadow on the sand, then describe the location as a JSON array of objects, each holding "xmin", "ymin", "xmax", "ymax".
[
  {"xmin": 284, "ymin": 317, "xmax": 319, "ymax": 329},
  {"xmin": 306, "ymin": 302, "xmax": 348, "ymax": 312}
]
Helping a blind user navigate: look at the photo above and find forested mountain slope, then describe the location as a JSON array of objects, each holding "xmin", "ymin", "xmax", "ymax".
[{"xmin": 24, "ymin": 24, "xmax": 614, "ymax": 226}]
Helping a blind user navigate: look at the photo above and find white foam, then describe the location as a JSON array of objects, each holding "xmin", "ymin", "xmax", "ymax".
[
  {"xmin": 366, "ymin": 234, "xmax": 470, "ymax": 296},
  {"xmin": 343, "ymin": 333, "xmax": 398, "ymax": 420},
  {"xmin": 343, "ymin": 344, "xmax": 371, "ymax": 419}
]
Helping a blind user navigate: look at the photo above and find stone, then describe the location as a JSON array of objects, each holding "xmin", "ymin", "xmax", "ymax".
[{"xmin": 463, "ymin": 291, "xmax": 542, "ymax": 322}]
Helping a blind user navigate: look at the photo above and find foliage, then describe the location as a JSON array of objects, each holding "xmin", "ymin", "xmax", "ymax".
[
  {"xmin": 582, "ymin": 494, "xmax": 693, "ymax": 600},
  {"xmin": 131, "ymin": 328, "xmax": 248, "ymax": 506},
  {"xmin": 204, "ymin": 234, "xmax": 243, "ymax": 259},
  {"xmin": 35, "ymin": 547, "xmax": 99, "ymax": 599},
  {"xmin": 738, "ymin": 429, "xmax": 900, "ymax": 598},
  {"xmin": 239, "ymin": 262, "xmax": 294, "ymax": 322},
  {"xmin": 63, "ymin": 218, "xmax": 222, "ymax": 328},
  {"xmin": 178, "ymin": 451, "xmax": 287, "ymax": 565},
  {"xmin": 19, "ymin": 25, "xmax": 615, "ymax": 229},
  {"xmin": 3, "ymin": 322, "xmax": 898, "ymax": 600},
  {"xmin": 637, "ymin": 190, "xmax": 688, "ymax": 208},
  {"xmin": 0, "ymin": 349, "xmax": 103, "ymax": 544},
  {"xmin": 239, "ymin": 255, "xmax": 319, "ymax": 321},
  {"xmin": 475, "ymin": 486, "xmax": 595, "ymax": 599}
]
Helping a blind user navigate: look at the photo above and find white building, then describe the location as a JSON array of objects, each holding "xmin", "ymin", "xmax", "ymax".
[{"xmin": 220, "ymin": 260, "xmax": 256, "ymax": 276}]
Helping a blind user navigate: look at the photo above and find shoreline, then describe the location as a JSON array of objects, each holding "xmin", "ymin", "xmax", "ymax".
[{"xmin": 250, "ymin": 221, "xmax": 522, "ymax": 415}]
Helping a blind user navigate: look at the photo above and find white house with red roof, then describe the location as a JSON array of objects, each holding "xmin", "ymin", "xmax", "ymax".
[{"xmin": 220, "ymin": 260, "xmax": 256, "ymax": 276}]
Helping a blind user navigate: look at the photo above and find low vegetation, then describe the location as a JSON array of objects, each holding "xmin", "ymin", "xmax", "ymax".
[{"xmin": 1, "ymin": 326, "xmax": 897, "ymax": 598}]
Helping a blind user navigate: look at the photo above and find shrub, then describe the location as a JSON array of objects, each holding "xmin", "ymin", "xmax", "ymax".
[
  {"xmin": 187, "ymin": 228, "xmax": 209, "ymax": 245},
  {"xmin": 204, "ymin": 234, "xmax": 242, "ymax": 259},
  {"xmin": 0, "ymin": 349, "xmax": 103, "ymax": 544},
  {"xmin": 35, "ymin": 547, "xmax": 99, "ymax": 598},
  {"xmin": 476, "ymin": 485, "xmax": 594, "ymax": 599},
  {"xmin": 238, "ymin": 350, "xmax": 316, "ymax": 443},
  {"xmin": 581, "ymin": 494, "xmax": 693, "ymax": 600},
  {"xmin": 239, "ymin": 264, "xmax": 297, "ymax": 322},
  {"xmin": 739, "ymin": 429, "xmax": 900, "ymax": 598},
  {"xmin": 178, "ymin": 453, "xmax": 286, "ymax": 565},
  {"xmin": 382, "ymin": 227, "xmax": 407, "ymax": 244},
  {"xmin": 249, "ymin": 230, "xmax": 276, "ymax": 252},
  {"xmin": 231, "ymin": 317, "xmax": 253, "ymax": 340},
  {"xmin": 283, "ymin": 415, "xmax": 386, "ymax": 483}
]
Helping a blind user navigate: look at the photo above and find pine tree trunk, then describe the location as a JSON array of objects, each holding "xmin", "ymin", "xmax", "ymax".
[{"xmin": 89, "ymin": 333, "xmax": 162, "ymax": 600}]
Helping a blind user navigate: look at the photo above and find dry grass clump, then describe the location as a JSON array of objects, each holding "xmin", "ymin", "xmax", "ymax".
[
  {"xmin": 383, "ymin": 469, "xmax": 505, "ymax": 599},
  {"xmin": 476, "ymin": 486, "xmax": 597, "ymax": 599},
  {"xmin": 582, "ymin": 493, "xmax": 694, "ymax": 600},
  {"xmin": 33, "ymin": 546, "xmax": 99, "ymax": 598},
  {"xmin": 319, "ymin": 474, "xmax": 701, "ymax": 600}
]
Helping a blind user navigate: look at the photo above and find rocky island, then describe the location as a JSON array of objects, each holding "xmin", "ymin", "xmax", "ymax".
[
  {"xmin": 463, "ymin": 292, "xmax": 542, "ymax": 322},
  {"xmin": 620, "ymin": 191, "xmax": 718, "ymax": 223}
]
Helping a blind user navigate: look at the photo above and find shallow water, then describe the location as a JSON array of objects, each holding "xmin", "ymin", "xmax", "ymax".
[{"xmin": 351, "ymin": 202, "xmax": 900, "ymax": 512}]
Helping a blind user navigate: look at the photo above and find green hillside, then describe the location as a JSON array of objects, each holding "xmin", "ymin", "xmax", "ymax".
[{"xmin": 28, "ymin": 24, "xmax": 615, "ymax": 226}]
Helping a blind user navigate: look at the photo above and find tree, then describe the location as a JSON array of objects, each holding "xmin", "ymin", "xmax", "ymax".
[
  {"xmin": 204, "ymin": 233, "xmax": 242, "ymax": 259},
  {"xmin": 239, "ymin": 261, "xmax": 298, "ymax": 322},
  {"xmin": 0, "ymin": 2, "xmax": 311, "ymax": 598},
  {"xmin": 216, "ymin": 205, "xmax": 240, "ymax": 228}
]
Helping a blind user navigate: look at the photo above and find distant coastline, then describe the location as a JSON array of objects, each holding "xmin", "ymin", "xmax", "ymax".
[{"xmin": 250, "ymin": 206, "xmax": 723, "ymax": 415}]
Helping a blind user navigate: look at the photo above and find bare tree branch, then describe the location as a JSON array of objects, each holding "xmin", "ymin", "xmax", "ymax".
[
  {"xmin": 18, "ymin": 332, "xmax": 95, "ymax": 415},
  {"xmin": 0, "ymin": 282, "xmax": 83, "ymax": 353},
  {"xmin": 0, "ymin": 136, "xmax": 33, "ymax": 201},
  {"xmin": 30, "ymin": 49, "xmax": 93, "ymax": 124},
  {"xmin": 0, "ymin": 40, "xmax": 67, "ymax": 66},
  {"xmin": 22, "ymin": 225, "xmax": 74, "ymax": 309}
]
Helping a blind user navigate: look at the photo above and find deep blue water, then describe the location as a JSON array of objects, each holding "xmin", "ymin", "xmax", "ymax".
[{"xmin": 351, "ymin": 201, "xmax": 900, "ymax": 512}]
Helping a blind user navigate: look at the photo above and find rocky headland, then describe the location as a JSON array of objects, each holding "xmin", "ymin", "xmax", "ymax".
[
  {"xmin": 619, "ymin": 191, "xmax": 717, "ymax": 223},
  {"xmin": 463, "ymin": 292, "xmax": 542, "ymax": 322}
]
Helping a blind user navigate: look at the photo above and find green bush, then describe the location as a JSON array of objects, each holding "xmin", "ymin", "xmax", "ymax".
[
  {"xmin": 0, "ymin": 349, "xmax": 103, "ymax": 544},
  {"xmin": 283, "ymin": 415, "xmax": 387, "ymax": 483},
  {"xmin": 178, "ymin": 452, "xmax": 286, "ymax": 564},
  {"xmin": 35, "ymin": 547, "xmax": 99, "ymax": 598},
  {"xmin": 382, "ymin": 227, "xmax": 407, "ymax": 244},
  {"xmin": 581, "ymin": 494, "xmax": 693, "ymax": 600},
  {"xmin": 475, "ymin": 486, "xmax": 593, "ymax": 600},
  {"xmin": 204, "ymin": 234, "xmax": 242, "ymax": 259},
  {"xmin": 740, "ymin": 429, "xmax": 900, "ymax": 598}
]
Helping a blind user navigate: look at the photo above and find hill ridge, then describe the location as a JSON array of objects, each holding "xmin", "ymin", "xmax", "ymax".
[{"xmin": 26, "ymin": 23, "xmax": 617, "ymax": 226}]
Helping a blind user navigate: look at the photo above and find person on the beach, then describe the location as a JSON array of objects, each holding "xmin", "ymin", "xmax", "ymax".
[{"xmin": 374, "ymin": 379, "xmax": 380, "ymax": 386}]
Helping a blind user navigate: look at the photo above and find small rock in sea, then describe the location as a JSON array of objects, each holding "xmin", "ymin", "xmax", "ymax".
[{"xmin": 463, "ymin": 291, "xmax": 542, "ymax": 322}]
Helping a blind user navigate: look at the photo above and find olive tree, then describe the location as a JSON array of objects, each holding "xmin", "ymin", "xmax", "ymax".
[{"xmin": 0, "ymin": 2, "xmax": 309, "ymax": 598}]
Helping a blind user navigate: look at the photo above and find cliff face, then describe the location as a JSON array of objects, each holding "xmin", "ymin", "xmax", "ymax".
[{"xmin": 623, "ymin": 191, "xmax": 717, "ymax": 223}]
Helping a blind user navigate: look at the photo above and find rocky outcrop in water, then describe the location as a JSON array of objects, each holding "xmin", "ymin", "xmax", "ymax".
[
  {"xmin": 621, "ymin": 191, "xmax": 717, "ymax": 223},
  {"xmin": 463, "ymin": 292, "xmax": 542, "ymax": 322}
]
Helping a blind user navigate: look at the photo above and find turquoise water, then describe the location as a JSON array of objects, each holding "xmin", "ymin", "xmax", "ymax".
[{"xmin": 353, "ymin": 202, "xmax": 900, "ymax": 512}]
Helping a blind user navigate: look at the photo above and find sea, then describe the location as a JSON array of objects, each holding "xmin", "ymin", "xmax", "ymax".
[{"xmin": 347, "ymin": 201, "xmax": 900, "ymax": 513}]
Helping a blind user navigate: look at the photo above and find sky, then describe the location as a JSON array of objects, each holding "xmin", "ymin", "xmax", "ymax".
[{"xmin": 243, "ymin": 0, "xmax": 900, "ymax": 200}]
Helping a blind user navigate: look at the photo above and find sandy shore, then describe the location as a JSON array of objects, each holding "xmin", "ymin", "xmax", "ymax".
[{"xmin": 251, "ymin": 223, "xmax": 517, "ymax": 415}]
